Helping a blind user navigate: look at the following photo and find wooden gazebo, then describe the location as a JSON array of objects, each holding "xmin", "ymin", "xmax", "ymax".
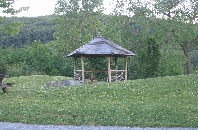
[{"xmin": 66, "ymin": 35, "xmax": 135, "ymax": 83}]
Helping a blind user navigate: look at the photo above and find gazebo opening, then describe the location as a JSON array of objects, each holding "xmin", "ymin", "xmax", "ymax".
[{"xmin": 66, "ymin": 35, "xmax": 135, "ymax": 84}]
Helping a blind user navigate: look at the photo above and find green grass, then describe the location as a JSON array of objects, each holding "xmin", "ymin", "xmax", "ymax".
[{"xmin": 0, "ymin": 74, "xmax": 198, "ymax": 127}]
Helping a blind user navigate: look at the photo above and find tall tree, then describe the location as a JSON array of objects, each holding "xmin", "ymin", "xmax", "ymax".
[
  {"xmin": 139, "ymin": 37, "xmax": 160, "ymax": 78},
  {"xmin": 109, "ymin": 0, "xmax": 164, "ymax": 79},
  {"xmin": 52, "ymin": 0, "xmax": 105, "ymax": 53},
  {"xmin": 154, "ymin": 0, "xmax": 185, "ymax": 19},
  {"xmin": 154, "ymin": 0, "xmax": 198, "ymax": 74}
]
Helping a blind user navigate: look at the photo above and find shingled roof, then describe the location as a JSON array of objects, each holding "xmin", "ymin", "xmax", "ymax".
[{"xmin": 67, "ymin": 35, "xmax": 135, "ymax": 58}]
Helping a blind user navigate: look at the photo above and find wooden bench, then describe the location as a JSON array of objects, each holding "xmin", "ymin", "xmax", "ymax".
[{"xmin": 0, "ymin": 74, "xmax": 14, "ymax": 93}]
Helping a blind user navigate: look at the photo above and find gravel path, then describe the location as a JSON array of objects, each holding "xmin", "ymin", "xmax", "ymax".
[{"xmin": 0, "ymin": 122, "xmax": 198, "ymax": 130}]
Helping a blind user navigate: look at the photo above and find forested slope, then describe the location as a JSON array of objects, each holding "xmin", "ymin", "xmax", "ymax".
[{"xmin": 0, "ymin": 15, "xmax": 55, "ymax": 48}]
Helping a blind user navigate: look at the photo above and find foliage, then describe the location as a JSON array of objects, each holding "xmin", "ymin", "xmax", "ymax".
[
  {"xmin": 0, "ymin": 49, "xmax": 7, "ymax": 74},
  {"xmin": 0, "ymin": 0, "xmax": 29, "ymax": 74},
  {"xmin": 0, "ymin": 61, "xmax": 7, "ymax": 74},
  {"xmin": 1, "ymin": 74, "xmax": 198, "ymax": 127},
  {"xmin": 154, "ymin": 0, "xmax": 185, "ymax": 19},
  {"xmin": 109, "ymin": 0, "xmax": 197, "ymax": 77},
  {"xmin": 26, "ymin": 40, "xmax": 51, "ymax": 74},
  {"xmin": 0, "ymin": 0, "xmax": 29, "ymax": 15},
  {"xmin": 47, "ymin": 0, "xmax": 106, "ymax": 78},
  {"xmin": 1, "ymin": 40, "xmax": 75, "ymax": 77},
  {"xmin": 156, "ymin": 49, "xmax": 187, "ymax": 77},
  {"xmin": 153, "ymin": 0, "xmax": 198, "ymax": 74},
  {"xmin": 0, "ymin": 16, "xmax": 55, "ymax": 48},
  {"xmin": 190, "ymin": 49, "xmax": 198, "ymax": 73},
  {"xmin": 52, "ymin": 0, "xmax": 104, "ymax": 53},
  {"xmin": 190, "ymin": 50, "xmax": 198, "ymax": 68},
  {"xmin": 170, "ymin": 20, "xmax": 198, "ymax": 74},
  {"xmin": 2, "ymin": 20, "xmax": 24, "ymax": 35},
  {"xmin": 139, "ymin": 37, "xmax": 160, "ymax": 78},
  {"xmin": 0, "ymin": 0, "xmax": 29, "ymax": 35}
]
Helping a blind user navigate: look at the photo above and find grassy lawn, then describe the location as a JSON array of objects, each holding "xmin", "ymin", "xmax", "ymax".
[{"xmin": 0, "ymin": 74, "xmax": 197, "ymax": 127}]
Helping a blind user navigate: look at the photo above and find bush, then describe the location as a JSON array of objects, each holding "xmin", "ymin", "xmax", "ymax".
[
  {"xmin": 0, "ymin": 62, "xmax": 7, "ymax": 74},
  {"xmin": 7, "ymin": 64, "xmax": 33, "ymax": 77},
  {"xmin": 155, "ymin": 50, "xmax": 186, "ymax": 77}
]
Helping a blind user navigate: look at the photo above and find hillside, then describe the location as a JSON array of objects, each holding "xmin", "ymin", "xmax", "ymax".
[
  {"xmin": 0, "ymin": 15, "xmax": 55, "ymax": 48},
  {"xmin": 1, "ymin": 74, "xmax": 197, "ymax": 127}
]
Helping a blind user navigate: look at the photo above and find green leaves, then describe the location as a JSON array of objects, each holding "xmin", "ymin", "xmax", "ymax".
[
  {"xmin": 139, "ymin": 37, "xmax": 161, "ymax": 78},
  {"xmin": 3, "ymin": 21, "xmax": 23, "ymax": 35},
  {"xmin": 26, "ymin": 40, "xmax": 51, "ymax": 74},
  {"xmin": 0, "ymin": 0, "xmax": 29, "ymax": 15},
  {"xmin": 0, "ymin": 62, "xmax": 7, "ymax": 74},
  {"xmin": 53, "ymin": 0, "xmax": 105, "ymax": 53},
  {"xmin": 0, "ymin": 0, "xmax": 29, "ymax": 36}
]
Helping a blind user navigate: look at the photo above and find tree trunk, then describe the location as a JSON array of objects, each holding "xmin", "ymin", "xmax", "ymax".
[
  {"xmin": 186, "ymin": 57, "xmax": 193, "ymax": 74},
  {"xmin": 181, "ymin": 43, "xmax": 193, "ymax": 74}
]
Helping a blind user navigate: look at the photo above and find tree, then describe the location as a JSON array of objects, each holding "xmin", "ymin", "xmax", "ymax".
[
  {"xmin": 107, "ymin": 0, "xmax": 194, "ymax": 78},
  {"xmin": 0, "ymin": 0, "xmax": 28, "ymax": 15},
  {"xmin": 139, "ymin": 37, "xmax": 161, "ymax": 78},
  {"xmin": 26, "ymin": 40, "xmax": 51, "ymax": 75},
  {"xmin": 0, "ymin": 0, "xmax": 29, "ymax": 35},
  {"xmin": 154, "ymin": 0, "xmax": 185, "ymax": 19},
  {"xmin": 52, "ymin": 0, "xmax": 105, "ymax": 53},
  {"xmin": 154, "ymin": 0, "xmax": 198, "ymax": 74},
  {"xmin": 106, "ymin": 0, "xmax": 165, "ymax": 79},
  {"xmin": 48, "ymin": 0, "xmax": 106, "ymax": 78}
]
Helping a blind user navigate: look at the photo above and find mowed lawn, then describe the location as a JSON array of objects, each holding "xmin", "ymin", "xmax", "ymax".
[{"xmin": 0, "ymin": 74, "xmax": 197, "ymax": 127}]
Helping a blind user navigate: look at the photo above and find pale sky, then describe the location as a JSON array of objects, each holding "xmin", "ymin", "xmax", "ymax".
[
  {"xmin": 1, "ymin": 0, "xmax": 58, "ymax": 17},
  {"xmin": 1, "ymin": 0, "xmax": 194, "ymax": 20},
  {"xmin": 0, "ymin": 0, "xmax": 116, "ymax": 17}
]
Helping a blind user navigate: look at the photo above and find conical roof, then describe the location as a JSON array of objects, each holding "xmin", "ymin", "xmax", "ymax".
[{"xmin": 66, "ymin": 35, "xmax": 135, "ymax": 58}]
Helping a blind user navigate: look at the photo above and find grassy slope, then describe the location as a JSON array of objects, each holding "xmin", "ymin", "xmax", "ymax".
[{"xmin": 0, "ymin": 75, "xmax": 197, "ymax": 127}]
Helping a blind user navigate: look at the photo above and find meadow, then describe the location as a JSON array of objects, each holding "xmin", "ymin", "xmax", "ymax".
[{"xmin": 0, "ymin": 74, "xmax": 197, "ymax": 127}]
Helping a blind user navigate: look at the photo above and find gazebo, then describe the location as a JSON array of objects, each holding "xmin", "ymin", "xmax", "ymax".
[{"xmin": 66, "ymin": 35, "xmax": 135, "ymax": 83}]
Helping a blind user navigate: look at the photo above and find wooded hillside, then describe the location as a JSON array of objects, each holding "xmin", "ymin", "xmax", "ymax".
[{"xmin": 0, "ymin": 15, "xmax": 55, "ymax": 48}]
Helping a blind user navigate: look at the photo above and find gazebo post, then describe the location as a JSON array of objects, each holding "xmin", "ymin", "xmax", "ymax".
[
  {"xmin": 81, "ymin": 56, "xmax": 85, "ymax": 83},
  {"xmin": 115, "ymin": 57, "xmax": 118, "ymax": 82},
  {"xmin": 107, "ymin": 56, "xmax": 112, "ymax": 82},
  {"xmin": 124, "ymin": 56, "xmax": 127, "ymax": 81},
  {"xmin": 90, "ymin": 58, "xmax": 94, "ymax": 84},
  {"xmin": 74, "ymin": 57, "xmax": 77, "ymax": 81}
]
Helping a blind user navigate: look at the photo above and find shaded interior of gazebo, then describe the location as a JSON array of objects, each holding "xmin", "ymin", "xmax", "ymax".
[{"xmin": 66, "ymin": 35, "xmax": 135, "ymax": 84}]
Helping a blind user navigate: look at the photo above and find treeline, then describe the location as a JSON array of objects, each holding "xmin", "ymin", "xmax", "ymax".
[
  {"xmin": 0, "ymin": 40, "xmax": 73, "ymax": 77},
  {"xmin": 0, "ymin": 15, "xmax": 55, "ymax": 48},
  {"xmin": 0, "ymin": 15, "xmax": 197, "ymax": 79},
  {"xmin": 0, "ymin": 0, "xmax": 198, "ymax": 79}
]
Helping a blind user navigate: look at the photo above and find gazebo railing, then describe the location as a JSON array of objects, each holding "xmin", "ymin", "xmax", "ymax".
[
  {"xmin": 111, "ymin": 70, "xmax": 125, "ymax": 82},
  {"xmin": 74, "ymin": 70, "xmax": 126, "ymax": 83},
  {"xmin": 74, "ymin": 70, "xmax": 82, "ymax": 81}
]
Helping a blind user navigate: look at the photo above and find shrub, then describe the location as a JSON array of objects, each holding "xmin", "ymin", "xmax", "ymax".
[{"xmin": 0, "ymin": 62, "xmax": 7, "ymax": 74}]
